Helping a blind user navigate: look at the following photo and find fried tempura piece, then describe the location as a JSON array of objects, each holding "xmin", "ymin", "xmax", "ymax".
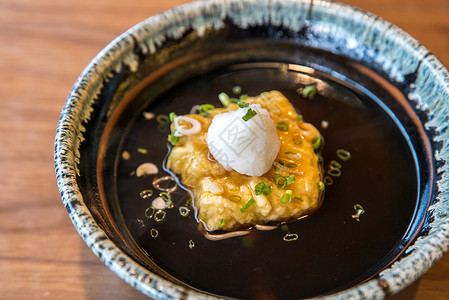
[{"xmin": 167, "ymin": 91, "xmax": 322, "ymax": 231}]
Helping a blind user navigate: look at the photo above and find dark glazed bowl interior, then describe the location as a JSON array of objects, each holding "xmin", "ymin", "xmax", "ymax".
[{"xmin": 55, "ymin": 0, "xmax": 449, "ymax": 299}]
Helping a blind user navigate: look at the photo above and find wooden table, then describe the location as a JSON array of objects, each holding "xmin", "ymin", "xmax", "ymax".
[{"xmin": 1, "ymin": 0, "xmax": 448, "ymax": 299}]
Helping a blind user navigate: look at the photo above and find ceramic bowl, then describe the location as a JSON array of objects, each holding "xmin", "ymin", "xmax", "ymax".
[{"xmin": 55, "ymin": 0, "xmax": 449, "ymax": 298}]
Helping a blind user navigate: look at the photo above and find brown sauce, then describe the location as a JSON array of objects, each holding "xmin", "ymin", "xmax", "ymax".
[{"xmin": 110, "ymin": 62, "xmax": 423, "ymax": 299}]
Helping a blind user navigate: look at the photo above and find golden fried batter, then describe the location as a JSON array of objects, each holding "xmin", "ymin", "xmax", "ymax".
[{"xmin": 167, "ymin": 91, "xmax": 322, "ymax": 231}]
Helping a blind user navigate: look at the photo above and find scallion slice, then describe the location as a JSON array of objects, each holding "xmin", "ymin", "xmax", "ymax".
[
  {"xmin": 281, "ymin": 190, "xmax": 293, "ymax": 204},
  {"xmin": 240, "ymin": 198, "xmax": 256, "ymax": 212},
  {"xmin": 169, "ymin": 112, "xmax": 177, "ymax": 122},
  {"xmin": 179, "ymin": 206, "xmax": 190, "ymax": 217},
  {"xmin": 237, "ymin": 101, "xmax": 249, "ymax": 108},
  {"xmin": 139, "ymin": 189, "xmax": 153, "ymax": 199},
  {"xmin": 199, "ymin": 104, "xmax": 215, "ymax": 116},
  {"xmin": 352, "ymin": 204, "xmax": 365, "ymax": 221},
  {"xmin": 242, "ymin": 108, "xmax": 257, "ymax": 121},
  {"xmin": 328, "ymin": 168, "xmax": 342, "ymax": 177},
  {"xmin": 156, "ymin": 114, "xmax": 170, "ymax": 125},
  {"xmin": 286, "ymin": 163, "xmax": 297, "ymax": 168},
  {"xmin": 170, "ymin": 131, "xmax": 179, "ymax": 146},
  {"xmin": 283, "ymin": 233, "xmax": 299, "ymax": 242},
  {"xmin": 293, "ymin": 138, "xmax": 302, "ymax": 145},
  {"xmin": 229, "ymin": 195, "xmax": 241, "ymax": 202},
  {"xmin": 317, "ymin": 181, "xmax": 325, "ymax": 191},
  {"xmin": 273, "ymin": 173, "xmax": 286, "ymax": 189},
  {"xmin": 160, "ymin": 192, "xmax": 173, "ymax": 208},
  {"xmin": 154, "ymin": 210, "xmax": 166, "ymax": 223},
  {"xmin": 285, "ymin": 175, "xmax": 295, "ymax": 185},
  {"xmin": 150, "ymin": 228, "xmax": 159, "ymax": 238},
  {"xmin": 324, "ymin": 176, "xmax": 334, "ymax": 186},
  {"xmin": 329, "ymin": 160, "xmax": 342, "ymax": 169},
  {"xmin": 218, "ymin": 92, "xmax": 231, "ymax": 106},
  {"xmin": 255, "ymin": 182, "xmax": 272, "ymax": 196},
  {"xmin": 312, "ymin": 136, "xmax": 321, "ymax": 149},
  {"xmin": 336, "ymin": 149, "xmax": 352, "ymax": 161},
  {"xmin": 276, "ymin": 121, "xmax": 289, "ymax": 131},
  {"xmin": 296, "ymin": 115, "xmax": 303, "ymax": 121},
  {"xmin": 302, "ymin": 85, "xmax": 317, "ymax": 99}
]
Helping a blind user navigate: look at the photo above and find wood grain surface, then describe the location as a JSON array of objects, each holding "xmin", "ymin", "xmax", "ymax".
[{"xmin": 1, "ymin": 0, "xmax": 448, "ymax": 299}]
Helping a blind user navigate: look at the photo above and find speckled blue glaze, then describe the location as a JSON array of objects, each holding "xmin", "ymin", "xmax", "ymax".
[{"xmin": 55, "ymin": 0, "xmax": 449, "ymax": 299}]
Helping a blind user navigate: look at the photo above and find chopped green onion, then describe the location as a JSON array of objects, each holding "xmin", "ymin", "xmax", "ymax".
[
  {"xmin": 199, "ymin": 104, "xmax": 215, "ymax": 116},
  {"xmin": 276, "ymin": 121, "xmax": 289, "ymax": 131},
  {"xmin": 293, "ymin": 138, "xmax": 302, "ymax": 145},
  {"xmin": 312, "ymin": 136, "xmax": 321, "ymax": 149},
  {"xmin": 337, "ymin": 149, "xmax": 352, "ymax": 161},
  {"xmin": 156, "ymin": 114, "xmax": 170, "ymax": 125},
  {"xmin": 302, "ymin": 85, "xmax": 317, "ymax": 99},
  {"xmin": 170, "ymin": 131, "xmax": 179, "ymax": 146},
  {"xmin": 139, "ymin": 189, "xmax": 153, "ymax": 199},
  {"xmin": 179, "ymin": 206, "xmax": 190, "ymax": 217},
  {"xmin": 273, "ymin": 173, "xmax": 286, "ymax": 189},
  {"xmin": 233, "ymin": 85, "xmax": 242, "ymax": 95},
  {"xmin": 229, "ymin": 195, "xmax": 241, "ymax": 202},
  {"xmin": 293, "ymin": 196, "xmax": 304, "ymax": 202},
  {"xmin": 240, "ymin": 198, "xmax": 256, "ymax": 212},
  {"xmin": 352, "ymin": 204, "xmax": 365, "ymax": 221},
  {"xmin": 317, "ymin": 181, "xmax": 325, "ymax": 191},
  {"xmin": 281, "ymin": 190, "xmax": 293, "ymax": 204},
  {"xmin": 137, "ymin": 148, "xmax": 148, "ymax": 154},
  {"xmin": 296, "ymin": 115, "xmax": 303, "ymax": 121},
  {"xmin": 283, "ymin": 233, "xmax": 299, "ymax": 242},
  {"xmin": 220, "ymin": 218, "xmax": 226, "ymax": 226},
  {"xmin": 237, "ymin": 101, "xmax": 249, "ymax": 108},
  {"xmin": 329, "ymin": 160, "xmax": 342, "ymax": 169},
  {"xmin": 242, "ymin": 108, "xmax": 257, "ymax": 121},
  {"xmin": 279, "ymin": 160, "xmax": 285, "ymax": 166},
  {"xmin": 286, "ymin": 163, "xmax": 297, "ymax": 168},
  {"xmin": 144, "ymin": 207, "xmax": 154, "ymax": 219},
  {"xmin": 285, "ymin": 151, "xmax": 296, "ymax": 155},
  {"xmin": 328, "ymin": 168, "xmax": 342, "ymax": 177},
  {"xmin": 154, "ymin": 210, "xmax": 166, "ymax": 223},
  {"xmin": 285, "ymin": 175, "xmax": 295, "ymax": 185},
  {"xmin": 218, "ymin": 92, "xmax": 231, "ymax": 106},
  {"xmin": 239, "ymin": 94, "xmax": 249, "ymax": 100},
  {"xmin": 354, "ymin": 204, "xmax": 365, "ymax": 212},
  {"xmin": 324, "ymin": 176, "xmax": 334, "ymax": 186},
  {"xmin": 264, "ymin": 185, "xmax": 272, "ymax": 195},
  {"xmin": 255, "ymin": 182, "xmax": 272, "ymax": 196},
  {"xmin": 189, "ymin": 240, "xmax": 195, "ymax": 248},
  {"xmin": 160, "ymin": 192, "xmax": 173, "ymax": 208},
  {"xmin": 150, "ymin": 228, "xmax": 158, "ymax": 238},
  {"xmin": 169, "ymin": 112, "xmax": 177, "ymax": 122}
]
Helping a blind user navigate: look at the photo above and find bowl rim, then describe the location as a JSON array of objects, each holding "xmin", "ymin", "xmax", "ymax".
[{"xmin": 54, "ymin": 0, "xmax": 449, "ymax": 299}]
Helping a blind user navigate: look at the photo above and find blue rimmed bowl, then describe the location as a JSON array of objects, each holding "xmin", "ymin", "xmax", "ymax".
[{"xmin": 55, "ymin": 0, "xmax": 449, "ymax": 298}]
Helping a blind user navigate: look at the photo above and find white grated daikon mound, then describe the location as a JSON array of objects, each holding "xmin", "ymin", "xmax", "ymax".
[{"xmin": 207, "ymin": 104, "xmax": 280, "ymax": 176}]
